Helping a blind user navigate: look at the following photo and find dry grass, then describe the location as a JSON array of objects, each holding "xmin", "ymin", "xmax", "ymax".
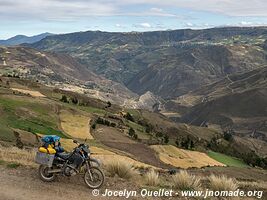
[
  {"xmin": 11, "ymin": 88, "xmax": 45, "ymax": 97},
  {"xmin": 60, "ymin": 110, "xmax": 93, "ymax": 140},
  {"xmin": 151, "ymin": 145, "xmax": 224, "ymax": 169},
  {"xmin": 104, "ymin": 159, "xmax": 137, "ymax": 179},
  {"xmin": 0, "ymin": 145, "xmax": 36, "ymax": 167},
  {"xmin": 208, "ymin": 174, "xmax": 238, "ymax": 191},
  {"xmin": 144, "ymin": 169, "xmax": 160, "ymax": 186},
  {"xmin": 239, "ymin": 181, "xmax": 267, "ymax": 190},
  {"xmin": 171, "ymin": 170, "xmax": 201, "ymax": 190}
]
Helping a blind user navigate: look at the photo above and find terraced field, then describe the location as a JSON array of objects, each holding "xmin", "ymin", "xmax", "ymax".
[
  {"xmin": 11, "ymin": 88, "xmax": 46, "ymax": 97},
  {"xmin": 59, "ymin": 110, "xmax": 93, "ymax": 140},
  {"xmin": 151, "ymin": 145, "xmax": 225, "ymax": 169},
  {"xmin": 92, "ymin": 126, "xmax": 169, "ymax": 168},
  {"xmin": 207, "ymin": 151, "xmax": 249, "ymax": 168}
]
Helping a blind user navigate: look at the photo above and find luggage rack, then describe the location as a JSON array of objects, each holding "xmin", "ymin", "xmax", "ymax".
[{"xmin": 35, "ymin": 151, "xmax": 55, "ymax": 167}]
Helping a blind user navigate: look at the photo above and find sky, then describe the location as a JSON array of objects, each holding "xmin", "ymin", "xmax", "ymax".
[{"xmin": 1, "ymin": 0, "xmax": 267, "ymax": 39}]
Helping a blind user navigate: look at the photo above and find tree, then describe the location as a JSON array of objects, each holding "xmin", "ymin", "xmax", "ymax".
[
  {"xmin": 163, "ymin": 134, "xmax": 169, "ymax": 144},
  {"xmin": 14, "ymin": 131, "xmax": 23, "ymax": 149},
  {"xmin": 133, "ymin": 133, "xmax": 138, "ymax": 140},
  {"xmin": 190, "ymin": 139, "xmax": 195, "ymax": 149},
  {"xmin": 60, "ymin": 95, "xmax": 68, "ymax": 103},
  {"xmin": 106, "ymin": 101, "xmax": 112, "ymax": 108},
  {"xmin": 175, "ymin": 138, "xmax": 180, "ymax": 147},
  {"xmin": 110, "ymin": 122, "xmax": 116, "ymax": 127},
  {"xmin": 96, "ymin": 117, "xmax": 104, "ymax": 124},
  {"xmin": 181, "ymin": 136, "xmax": 194, "ymax": 150},
  {"xmin": 91, "ymin": 123, "xmax": 96, "ymax": 129},
  {"xmin": 145, "ymin": 123, "xmax": 153, "ymax": 133},
  {"xmin": 156, "ymin": 132, "xmax": 163, "ymax": 138},
  {"xmin": 128, "ymin": 127, "xmax": 135, "ymax": 137},
  {"xmin": 223, "ymin": 129, "xmax": 234, "ymax": 141},
  {"xmin": 125, "ymin": 112, "xmax": 134, "ymax": 122},
  {"xmin": 71, "ymin": 97, "xmax": 78, "ymax": 104}
]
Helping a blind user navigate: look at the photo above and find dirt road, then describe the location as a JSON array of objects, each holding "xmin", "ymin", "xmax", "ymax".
[{"xmin": 0, "ymin": 166, "xmax": 143, "ymax": 200}]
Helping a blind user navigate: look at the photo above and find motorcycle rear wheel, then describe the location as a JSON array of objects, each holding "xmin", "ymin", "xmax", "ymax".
[
  {"xmin": 38, "ymin": 165, "xmax": 56, "ymax": 182},
  {"xmin": 84, "ymin": 166, "xmax": 105, "ymax": 189}
]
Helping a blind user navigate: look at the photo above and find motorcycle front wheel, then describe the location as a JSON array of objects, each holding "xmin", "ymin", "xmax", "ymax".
[
  {"xmin": 84, "ymin": 166, "xmax": 105, "ymax": 189},
  {"xmin": 38, "ymin": 165, "xmax": 56, "ymax": 182}
]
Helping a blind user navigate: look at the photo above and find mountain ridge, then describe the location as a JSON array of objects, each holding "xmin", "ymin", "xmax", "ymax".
[
  {"xmin": 0, "ymin": 33, "xmax": 53, "ymax": 46},
  {"xmin": 27, "ymin": 27, "xmax": 267, "ymax": 99}
]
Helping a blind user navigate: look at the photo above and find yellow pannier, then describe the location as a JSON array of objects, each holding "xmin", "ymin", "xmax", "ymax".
[{"xmin": 38, "ymin": 144, "xmax": 56, "ymax": 154}]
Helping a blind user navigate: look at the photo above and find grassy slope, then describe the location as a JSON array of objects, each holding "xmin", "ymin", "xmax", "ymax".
[
  {"xmin": 0, "ymin": 79, "xmax": 109, "ymax": 142},
  {"xmin": 207, "ymin": 151, "xmax": 248, "ymax": 168},
  {"xmin": 0, "ymin": 91, "xmax": 66, "ymax": 140}
]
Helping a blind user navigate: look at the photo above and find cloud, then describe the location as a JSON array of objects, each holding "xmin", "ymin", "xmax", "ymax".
[
  {"xmin": 115, "ymin": 23, "xmax": 127, "ymax": 28},
  {"xmin": 185, "ymin": 22, "xmax": 194, "ymax": 27},
  {"xmin": 236, "ymin": 21, "xmax": 267, "ymax": 26},
  {"xmin": 1, "ymin": 0, "xmax": 267, "ymax": 24},
  {"xmin": 182, "ymin": 22, "xmax": 214, "ymax": 29},
  {"xmin": 0, "ymin": 0, "xmax": 116, "ymax": 21},
  {"xmin": 239, "ymin": 21, "xmax": 253, "ymax": 25},
  {"xmin": 150, "ymin": 7, "xmax": 163, "ymax": 12},
  {"xmin": 134, "ymin": 22, "xmax": 152, "ymax": 28},
  {"xmin": 116, "ymin": 0, "xmax": 267, "ymax": 17}
]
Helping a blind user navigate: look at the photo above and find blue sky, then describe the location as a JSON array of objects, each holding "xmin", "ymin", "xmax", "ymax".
[{"xmin": 1, "ymin": 0, "xmax": 267, "ymax": 39}]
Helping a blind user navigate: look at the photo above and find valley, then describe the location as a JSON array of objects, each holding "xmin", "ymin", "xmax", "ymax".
[{"xmin": 0, "ymin": 27, "xmax": 266, "ymax": 199}]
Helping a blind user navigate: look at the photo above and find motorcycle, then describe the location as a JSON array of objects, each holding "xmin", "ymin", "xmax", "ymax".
[{"xmin": 36, "ymin": 140, "xmax": 105, "ymax": 189}]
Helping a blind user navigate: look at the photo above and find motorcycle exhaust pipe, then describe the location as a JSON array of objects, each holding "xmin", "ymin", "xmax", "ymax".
[{"xmin": 48, "ymin": 169, "xmax": 62, "ymax": 173}]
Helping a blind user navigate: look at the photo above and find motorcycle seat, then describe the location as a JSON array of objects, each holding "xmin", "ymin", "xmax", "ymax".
[{"xmin": 56, "ymin": 152, "xmax": 72, "ymax": 160}]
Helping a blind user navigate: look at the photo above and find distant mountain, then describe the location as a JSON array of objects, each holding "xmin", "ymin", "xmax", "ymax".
[
  {"xmin": 0, "ymin": 33, "xmax": 53, "ymax": 46},
  {"xmin": 27, "ymin": 27, "xmax": 267, "ymax": 98}
]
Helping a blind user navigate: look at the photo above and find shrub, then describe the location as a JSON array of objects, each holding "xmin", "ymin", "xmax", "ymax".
[
  {"xmin": 96, "ymin": 117, "xmax": 104, "ymax": 124},
  {"xmin": 164, "ymin": 134, "xmax": 169, "ymax": 144},
  {"xmin": 133, "ymin": 134, "xmax": 138, "ymax": 140},
  {"xmin": 106, "ymin": 101, "xmax": 112, "ymax": 108},
  {"xmin": 156, "ymin": 132, "xmax": 163, "ymax": 138},
  {"xmin": 145, "ymin": 124, "xmax": 153, "ymax": 133},
  {"xmin": 223, "ymin": 130, "xmax": 233, "ymax": 141},
  {"xmin": 105, "ymin": 160, "xmax": 136, "ymax": 179},
  {"xmin": 181, "ymin": 136, "xmax": 195, "ymax": 150},
  {"xmin": 104, "ymin": 120, "xmax": 110, "ymax": 126},
  {"xmin": 95, "ymin": 117, "xmax": 114, "ymax": 127},
  {"xmin": 144, "ymin": 169, "xmax": 160, "ymax": 186},
  {"xmin": 128, "ymin": 127, "xmax": 135, "ymax": 137},
  {"xmin": 110, "ymin": 122, "xmax": 116, "ymax": 127},
  {"xmin": 208, "ymin": 174, "xmax": 238, "ymax": 191},
  {"xmin": 171, "ymin": 170, "xmax": 201, "ymax": 190},
  {"xmin": 7, "ymin": 163, "xmax": 21, "ymax": 169},
  {"xmin": 71, "ymin": 97, "xmax": 78, "ymax": 104},
  {"xmin": 60, "ymin": 95, "xmax": 68, "ymax": 103},
  {"xmin": 91, "ymin": 123, "xmax": 96, "ymax": 129},
  {"xmin": 125, "ymin": 112, "xmax": 135, "ymax": 122},
  {"xmin": 128, "ymin": 128, "xmax": 138, "ymax": 140}
]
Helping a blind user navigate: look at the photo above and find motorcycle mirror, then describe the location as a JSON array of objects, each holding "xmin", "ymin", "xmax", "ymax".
[
  {"xmin": 73, "ymin": 140, "xmax": 78, "ymax": 144},
  {"xmin": 84, "ymin": 138, "xmax": 88, "ymax": 142}
]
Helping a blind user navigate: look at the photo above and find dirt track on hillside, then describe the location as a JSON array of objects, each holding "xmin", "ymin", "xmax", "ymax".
[{"xmin": 0, "ymin": 166, "xmax": 145, "ymax": 200}]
